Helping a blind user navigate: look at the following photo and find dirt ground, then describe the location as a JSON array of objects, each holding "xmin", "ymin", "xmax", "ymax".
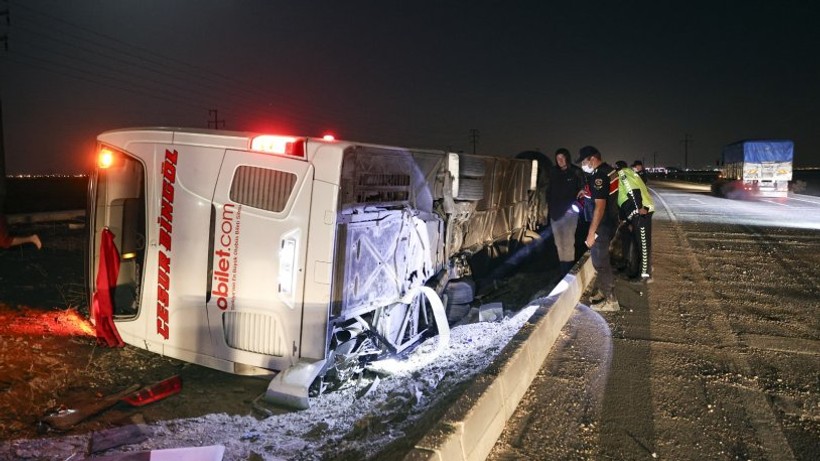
[
  {"xmin": 489, "ymin": 183, "xmax": 820, "ymax": 460},
  {"xmin": 0, "ymin": 222, "xmax": 281, "ymax": 442},
  {"xmin": 0, "ymin": 220, "xmax": 558, "ymax": 448}
]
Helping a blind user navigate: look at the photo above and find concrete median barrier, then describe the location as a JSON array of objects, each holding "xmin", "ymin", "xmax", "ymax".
[
  {"xmin": 7, "ymin": 210, "xmax": 85, "ymax": 224},
  {"xmin": 404, "ymin": 253, "xmax": 595, "ymax": 461}
]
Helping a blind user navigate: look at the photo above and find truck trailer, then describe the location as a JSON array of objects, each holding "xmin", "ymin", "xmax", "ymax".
[
  {"xmin": 713, "ymin": 139, "xmax": 794, "ymax": 198},
  {"xmin": 87, "ymin": 128, "xmax": 548, "ymax": 408}
]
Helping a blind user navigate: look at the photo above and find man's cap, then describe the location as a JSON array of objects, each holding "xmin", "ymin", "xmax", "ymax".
[
  {"xmin": 554, "ymin": 147, "xmax": 570, "ymax": 158},
  {"xmin": 632, "ymin": 160, "xmax": 643, "ymax": 167},
  {"xmin": 615, "ymin": 160, "xmax": 628, "ymax": 169},
  {"xmin": 576, "ymin": 145, "xmax": 600, "ymax": 163}
]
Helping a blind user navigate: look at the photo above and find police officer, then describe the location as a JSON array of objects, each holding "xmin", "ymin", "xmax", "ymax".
[
  {"xmin": 577, "ymin": 146, "xmax": 619, "ymax": 311},
  {"xmin": 616, "ymin": 160, "xmax": 654, "ymax": 281}
]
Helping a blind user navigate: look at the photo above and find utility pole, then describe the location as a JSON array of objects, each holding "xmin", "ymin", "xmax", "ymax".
[
  {"xmin": 653, "ymin": 151, "xmax": 657, "ymax": 169},
  {"xmin": 680, "ymin": 133, "xmax": 693, "ymax": 170},
  {"xmin": 469, "ymin": 128, "xmax": 479, "ymax": 155},
  {"xmin": 0, "ymin": 7, "xmax": 10, "ymax": 212},
  {"xmin": 208, "ymin": 109, "xmax": 225, "ymax": 129}
]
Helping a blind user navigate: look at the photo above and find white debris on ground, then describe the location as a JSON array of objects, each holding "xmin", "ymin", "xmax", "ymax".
[{"xmin": 3, "ymin": 304, "xmax": 540, "ymax": 461}]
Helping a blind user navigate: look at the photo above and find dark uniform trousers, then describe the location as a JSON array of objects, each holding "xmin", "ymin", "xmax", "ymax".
[
  {"xmin": 631, "ymin": 212, "xmax": 653, "ymax": 277},
  {"xmin": 590, "ymin": 225, "xmax": 615, "ymax": 298}
]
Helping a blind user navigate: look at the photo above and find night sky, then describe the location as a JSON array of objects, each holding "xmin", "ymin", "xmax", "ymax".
[{"xmin": 0, "ymin": 0, "xmax": 818, "ymax": 174}]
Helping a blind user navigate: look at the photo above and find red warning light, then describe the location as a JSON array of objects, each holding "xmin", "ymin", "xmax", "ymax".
[
  {"xmin": 98, "ymin": 148, "xmax": 115, "ymax": 169},
  {"xmin": 322, "ymin": 134, "xmax": 336, "ymax": 141},
  {"xmin": 251, "ymin": 135, "xmax": 306, "ymax": 158}
]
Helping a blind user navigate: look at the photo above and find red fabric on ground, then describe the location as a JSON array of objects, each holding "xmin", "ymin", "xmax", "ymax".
[{"xmin": 92, "ymin": 228, "xmax": 125, "ymax": 347}]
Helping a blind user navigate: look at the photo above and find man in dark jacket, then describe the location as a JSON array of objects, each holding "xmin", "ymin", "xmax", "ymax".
[
  {"xmin": 547, "ymin": 148, "xmax": 585, "ymax": 273},
  {"xmin": 577, "ymin": 146, "xmax": 619, "ymax": 312},
  {"xmin": 632, "ymin": 160, "xmax": 649, "ymax": 185}
]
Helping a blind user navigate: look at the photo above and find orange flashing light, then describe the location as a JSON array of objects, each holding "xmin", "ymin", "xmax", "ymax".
[
  {"xmin": 251, "ymin": 135, "xmax": 306, "ymax": 158},
  {"xmin": 98, "ymin": 148, "xmax": 115, "ymax": 169}
]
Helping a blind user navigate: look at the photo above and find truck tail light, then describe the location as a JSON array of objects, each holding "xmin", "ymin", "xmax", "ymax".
[{"xmin": 251, "ymin": 135, "xmax": 306, "ymax": 158}]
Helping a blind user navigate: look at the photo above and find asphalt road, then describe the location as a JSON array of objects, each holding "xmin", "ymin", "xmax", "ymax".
[{"xmin": 490, "ymin": 181, "xmax": 820, "ymax": 460}]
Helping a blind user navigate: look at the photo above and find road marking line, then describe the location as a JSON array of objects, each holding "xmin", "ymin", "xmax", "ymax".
[
  {"xmin": 787, "ymin": 195, "xmax": 820, "ymax": 205},
  {"xmin": 761, "ymin": 199, "xmax": 792, "ymax": 207}
]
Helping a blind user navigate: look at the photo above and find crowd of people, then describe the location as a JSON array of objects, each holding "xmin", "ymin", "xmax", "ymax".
[{"xmin": 547, "ymin": 146, "xmax": 653, "ymax": 312}]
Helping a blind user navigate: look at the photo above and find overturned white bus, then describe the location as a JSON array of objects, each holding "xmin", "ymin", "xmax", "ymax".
[{"xmin": 87, "ymin": 128, "xmax": 548, "ymax": 408}]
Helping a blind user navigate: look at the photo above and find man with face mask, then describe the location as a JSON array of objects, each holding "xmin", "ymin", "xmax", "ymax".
[{"xmin": 577, "ymin": 146, "xmax": 620, "ymax": 311}]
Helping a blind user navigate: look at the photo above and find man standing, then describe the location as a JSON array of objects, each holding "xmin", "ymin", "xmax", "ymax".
[
  {"xmin": 577, "ymin": 146, "xmax": 619, "ymax": 311},
  {"xmin": 632, "ymin": 160, "xmax": 649, "ymax": 185},
  {"xmin": 616, "ymin": 161, "xmax": 654, "ymax": 281},
  {"xmin": 547, "ymin": 148, "xmax": 585, "ymax": 274}
]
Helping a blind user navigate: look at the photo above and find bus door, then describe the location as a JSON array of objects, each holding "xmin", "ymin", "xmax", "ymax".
[{"xmin": 207, "ymin": 149, "xmax": 314, "ymax": 370}]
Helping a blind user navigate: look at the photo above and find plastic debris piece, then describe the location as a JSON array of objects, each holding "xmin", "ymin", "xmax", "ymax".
[
  {"xmin": 478, "ymin": 302, "xmax": 504, "ymax": 322},
  {"xmin": 122, "ymin": 375, "xmax": 182, "ymax": 407}
]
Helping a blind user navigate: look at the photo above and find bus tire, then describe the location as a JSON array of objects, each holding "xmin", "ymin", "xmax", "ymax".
[
  {"xmin": 446, "ymin": 278, "xmax": 475, "ymax": 305},
  {"xmin": 446, "ymin": 302, "xmax": 471, "ymax": 324}
]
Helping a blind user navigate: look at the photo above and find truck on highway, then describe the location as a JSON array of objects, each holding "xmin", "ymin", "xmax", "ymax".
[
  {"xmin": 713, "ymin": 139, "xmax": 794, "ymax": 198},
  {"xmin": 87, "ymin": 128, "xmax": 548, "ymax": 408}
]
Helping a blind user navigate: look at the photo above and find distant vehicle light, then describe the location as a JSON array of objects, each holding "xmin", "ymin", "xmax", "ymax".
[
  {"xmin": 98, "ymin": 148, "xmax": 115, "ymax": 169},
  {"xmin": 251, "ymin": 135, "xmax": 306, "ymax": 158},
  {"xmin": 322, "ymin": 134, "xmax": 336, "ymax": 141}
]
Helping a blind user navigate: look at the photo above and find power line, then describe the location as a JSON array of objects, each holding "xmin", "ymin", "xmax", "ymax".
[
  {"xmin": 4, "ymin": 1, "xmax": 473, "ymax": 150},
  {"xmin": 7, "ymin": 22, "xmax": 323, "ymax": 127},
  {"xmin": 7, "ymin": 3, "xmax": 343, "ymax": 127},
  {"xmin": 5, "ymin": 50, "xmax": 212, "ymax": 113}
]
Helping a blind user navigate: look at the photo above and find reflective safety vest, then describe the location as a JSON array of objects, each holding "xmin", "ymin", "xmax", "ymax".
[{"xmin": 617, "ymin": 167, "xmax": 654, "ymax": 217}]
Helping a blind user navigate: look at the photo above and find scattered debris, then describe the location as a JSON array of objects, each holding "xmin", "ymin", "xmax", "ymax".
[
  {"xmin": 89, "ymin": 444, "xmax": 225, "ymax": 461},
  {"xmin": 89, "ymin": 423, "xmax": 152, "ymax": 454},
  {"xmin": 356, "ymin": 375, "xmax": 381, "ymax": 400},
  {"xmin": 122, "ymin": 375, "xmax": 182, "ymax": 407},
  {"xmin": 41, "ymin": 375, "xmax": 181, "ymax": 431},
  {"xmin": 41, "ymin": 384, "xmax": 141, "ymax": 431},
  {"xmin": 479, "ymin": 302, "xmax": 504, "ymax": 322}
]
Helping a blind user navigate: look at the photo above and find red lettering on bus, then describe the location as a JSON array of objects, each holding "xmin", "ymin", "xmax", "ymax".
[{"xmin": 156, "ymin": 148, "xmax": 178, "ymax": 339}]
